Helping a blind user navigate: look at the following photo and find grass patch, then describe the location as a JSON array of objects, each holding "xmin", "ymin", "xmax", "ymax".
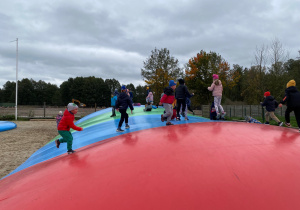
[{"xmin": 226, "ymin": 116, "xmax": 298, "ymax": 127}]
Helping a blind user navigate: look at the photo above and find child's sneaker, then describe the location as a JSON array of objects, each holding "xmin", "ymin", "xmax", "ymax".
[
  {"xmin": 166, "ymin": 122, "xmax": 174, "ymax": 126},
  {"xmin": 278, "ymin": 122, "xmax": 283, "ymax": 126},
  {"xmin": 264, "ymin": 122, "xmax": 270, "ymax": 125},
  {"xmin": 116, "ymin": 127, "xmax": 124, "ymax": 132},
  {"xmin": 185, "ymin": 117, "xmax": 189, "ymax": 120},
  {"xmin": 285, "ymin": 122, "xmax": 291, "ymax": 127},
  {"xmin": 55, "ymin": 139, "xmax": 60, "ymax": 148},
  {"xmin": 67, "ymin": 149, "xmax": 76, "ymax": 154},
  {"xmin": 176, "ymin": 117, "xmax": 181, "ymax": 121},
  {"xmin": 161, "ymin": 114, "xmax": 164, "ymax": 122},
  {"xmin": 125, "ymin": 124, "xmax": 130, "ymax": 129}
]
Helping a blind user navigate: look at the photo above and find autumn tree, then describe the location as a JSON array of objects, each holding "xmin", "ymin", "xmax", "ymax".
[
  {"xmin": 141, "ymin": 48, "xmax": 183, "ymax": 103},
  {"xmin": 185, "ymin": 50, "xmax": 237, "ymax": 106}
]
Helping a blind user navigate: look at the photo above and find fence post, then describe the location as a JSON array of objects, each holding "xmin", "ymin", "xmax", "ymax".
[
  {"xmin": 230, "ymin": 107, "xmax": 231, "ymax": 118},
  {"xmin": 95, "ymin": 103, "xmax": 97, "ymax": 112},
  {"xmin": 44, "ymin": 102, "xmax": 46, "ymax": 118},
  {"xmin": 262, "ymin": 106, "xmax": 265, "ymax": 123},
  {"xmin": 234, "ymin": 105, "xmax": 236, "ymax": 118},
  {"xmin": 250, "ymin": 105, "xmax": 252, "ymax": 116}
]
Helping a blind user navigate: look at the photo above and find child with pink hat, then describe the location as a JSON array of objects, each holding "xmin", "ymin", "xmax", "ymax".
[{"xmin": 208, "ymin": 74, "xmax": 226, "ymax": 119}]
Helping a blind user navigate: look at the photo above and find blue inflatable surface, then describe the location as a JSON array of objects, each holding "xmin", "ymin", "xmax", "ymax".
[
  {"xmin": 0, "ymin": 121, "xmax": 17, "ymax": 132},
  {"xmin": 2, "ymin": 107, "xmax": 212, "ymax": 179}
]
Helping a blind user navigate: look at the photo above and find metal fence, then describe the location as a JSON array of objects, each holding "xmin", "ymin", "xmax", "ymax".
[
  {"xmin": 0, "ymin": 106, "xmax": 103, "ymax": 119},
  {"xmin": 201, "ymin": 105, "xmax": 292, "ymax": 119}
]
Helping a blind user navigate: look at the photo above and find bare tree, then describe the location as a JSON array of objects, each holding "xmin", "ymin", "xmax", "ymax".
[{"xmin": 253, "ymin": 44, "xmax": 268, "ymax": 92}]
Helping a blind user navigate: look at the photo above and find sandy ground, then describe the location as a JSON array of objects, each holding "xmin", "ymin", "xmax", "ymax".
[{"xmin": 0, "ymin": 120, "xmax": 58, "ymax": 179}]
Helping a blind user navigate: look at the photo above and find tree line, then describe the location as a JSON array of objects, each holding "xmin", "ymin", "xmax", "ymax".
[{"xmin": 1, "ymin": 38, "xmax": 299, "ymax": 108}]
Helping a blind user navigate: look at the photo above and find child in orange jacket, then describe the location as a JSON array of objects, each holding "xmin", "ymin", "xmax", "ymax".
[{"xmin": 55, "ymin": 103, "xmax": 83, "ymax": 154}]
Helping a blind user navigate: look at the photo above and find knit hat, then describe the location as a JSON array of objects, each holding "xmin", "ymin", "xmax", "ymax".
[
  {"xmin": 264, "ymin": 91, "xmax": 270, "ymax": 97},
  {"xmin": 287, "ymin": 80, "xmax": 296, "ymax": 88},
  {"xmin": 212, "ymin": 74, "xmax": 219, "ymax": 80},
  {"xmin": 169, "ymin": 80, "xmax": 176, "ymax": 87},
  {"xmin": 58, "ymin": 111, "xmax": 63, "ymax": 115},
  {"xmin": 67, "ymin": 103, "xmax": 78, "ymax": 111},
  {"xmin": 121, "ymin": 85, "xmax": 126, "ymax": 90}
]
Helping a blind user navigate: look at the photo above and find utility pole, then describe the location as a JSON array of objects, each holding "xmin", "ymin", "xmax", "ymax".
[{"xmin": 10, "ymin": 38, "xmax": 18, "ymax": 120}]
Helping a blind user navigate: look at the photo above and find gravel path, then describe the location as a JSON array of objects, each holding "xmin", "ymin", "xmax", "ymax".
[{"xmin": 0, "ymin": 120, "xmax": 58, "ymax": 179}]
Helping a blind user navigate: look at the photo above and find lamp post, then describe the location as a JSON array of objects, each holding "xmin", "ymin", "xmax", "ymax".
[{"xmin": 10, "ymin": 38, "xmax": 18, "ymax": 120}]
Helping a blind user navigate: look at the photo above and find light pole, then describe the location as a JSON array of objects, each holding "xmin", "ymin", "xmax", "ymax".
[{"xmin": 10, "ymin": 38, "xmax": 18, "ymax": 120}]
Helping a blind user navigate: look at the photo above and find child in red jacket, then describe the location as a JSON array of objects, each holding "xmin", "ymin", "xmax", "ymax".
[
  {"xmin": 159, "ymin": 80, "xmax": 176, "ymax": 125},
  {"xmin": 55, "ymin": 103, "xmax": 83, "ymax": 154}
]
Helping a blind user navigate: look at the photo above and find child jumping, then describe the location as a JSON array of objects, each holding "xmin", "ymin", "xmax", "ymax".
[
  {"xmin": 115, "ymin": 85, "xmax": 134, "ymax": 132},
  {"xmin": 208, "ymin": 74, "xmax": 225, "ymax": 120},
  {"xmin": 279, "ymin": 80, "xmax": 300, "ymax": 131},
  {"xmin": 175, "ymin": 79, "xmax": 193, "ymax": 120},
  {"xmin": 261, "ymin": 91, "xmax": 283, "ymax": 126},
  {"xmin": 55, "ymin": 103, "xmax": 83, "ymax": 154},
  {"xmin": 159, "ymin": 80, "xmax": 176, "ymax": 125}
]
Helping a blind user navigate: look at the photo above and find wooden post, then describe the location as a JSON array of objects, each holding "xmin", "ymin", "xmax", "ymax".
[{"xmin": 44, "ymin": 102, "xmax": 46, "ymax": 118}]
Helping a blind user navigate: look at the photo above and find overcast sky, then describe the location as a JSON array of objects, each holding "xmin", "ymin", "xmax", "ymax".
[{"xmin": 0, "ymin": 0, "xmax": 299, "ymax": 89}]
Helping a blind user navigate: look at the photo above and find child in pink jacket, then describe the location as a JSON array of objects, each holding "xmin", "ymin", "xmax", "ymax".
[{"xmin": 208, "ymin": 74, "xmax": 225, "ymax": 119}]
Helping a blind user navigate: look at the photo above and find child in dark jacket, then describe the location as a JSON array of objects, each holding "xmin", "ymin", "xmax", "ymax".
[
  {"xmin": 261, "ymin": 91, "xmax": 283, "ymax": 126},
  {"xmin": 279, "ymin": 80, "xmax": 300, "ymax": 130},
  {"xmin": 159, "ymin": 80, "xmax": 176, "ymax": 125},
  {"xmin": 115, "ymin": 85, "xmax": 134, "ymax": 132},
  {"xmin": 55, "ymin": 103, "xmax": 83, "ymax": 154},
  {"xmin": 175, "ymin": 79, "xmax": 193, "ymax": 120}
]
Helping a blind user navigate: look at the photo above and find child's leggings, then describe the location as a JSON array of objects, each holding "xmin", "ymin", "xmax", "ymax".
[
  {"xmin": 119, "ymin": 109, "xmax": 128, "ymax": 127},
  {"xmin": 214, "ymin": 96, "xmax": 224, "ymax": 114},
  {"xmin": 58, "ymin": 130, "xmax": 73, "ymax": 151},
  {"xmin": 285, "ymin": 106, "xmax": 300, "ymax": 128}
]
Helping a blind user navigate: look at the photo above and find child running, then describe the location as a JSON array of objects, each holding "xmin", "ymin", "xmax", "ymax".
[
  {"xmin": 55, "ymin": 103, "xmax": 83, "ymax": 154},
  {"xmin": 159, "ymin": 80, "xmax": 176, "ymax": 125},
  {"xmin": 115, "ymin": 85, "xmax": 134, "ymax": 132},
  {"xmin": 208, "ymin": 74, "xmax": 225, "ymax": 120},
  {"xmin": 261, "ymin": 91, "xmax": 283, "ymax": 126},
  {"xmin": 279, "ymin": 80, "xmax": 300, "ymax": 131}
]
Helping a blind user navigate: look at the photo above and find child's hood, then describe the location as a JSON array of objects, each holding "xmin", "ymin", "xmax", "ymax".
[
  {"xmin": 286, "ymin": 86, "xmax": 298, "ymax": 93},
  {"xmin": 118, "ymin": 92, "xmax": 129, "ymax": 100},
  {"xmin": 265, "ymin": 95, "xmax": 275, "ymax": 101}
]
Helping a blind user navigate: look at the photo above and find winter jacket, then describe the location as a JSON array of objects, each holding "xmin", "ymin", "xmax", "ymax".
[
  {"xmin": 208, "ymin": 80, "xmax": 223, "ymax": 97},
  {"xmin": 280, "ymin": 86, "xmax": 300, "ymax": 108},
  {"xmin": 146, "ymin": 92, "xmax": 154, "ymax": 102},
  {"xmin": 261, "ymin": 96, "xmax": 278, "ymax": 112},
  {"xmin": 115, "ymin": 92, "xmax": 134, "ymax": 111},
  {"xmin": 111, "ymin": 95, "xmax": 117, "ymax": 106},
  {"xmin": 175, "ymin": 84, "xmax": 192, "ymax": 99},
  {"xmin": 57, "ymin": 109, "xmax": 82, "ymax": 131},
  {"xmin": 160, "ymin": 87, "xmax": 175, "ymax": 104}
]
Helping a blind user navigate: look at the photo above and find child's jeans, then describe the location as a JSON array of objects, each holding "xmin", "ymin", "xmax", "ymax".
[
  {"xmin": 214, "ymin": 96, "xmax": 224, "ymax": 114},
  {"xmin": 265, "ymin": 111, "xmax": 280, "ymax": 123},
  {"xmin": 163, "ymin": 103, "xmax": 173, "ymax": 123}
]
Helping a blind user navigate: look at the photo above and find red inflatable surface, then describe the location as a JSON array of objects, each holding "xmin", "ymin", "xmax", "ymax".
[{"xmin": 1, "ymin": 122, "xmax": 300, "ymax": 210}]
